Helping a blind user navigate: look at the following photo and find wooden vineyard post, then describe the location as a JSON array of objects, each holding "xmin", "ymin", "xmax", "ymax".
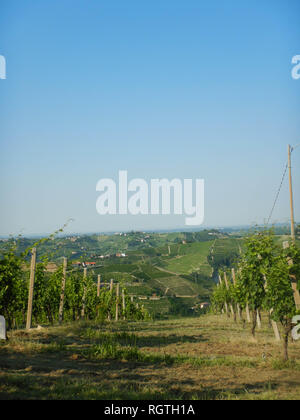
[
  {"xmin": 283, "ymin": 241, "xmax": 300, "ymax": 310},
  {"xmin": 224, "ymin": 272, "xmax": 235, "ymax": 319},
  {"xmin": 81, "ymin": 267, "xmax": 87, "ymax": 319},
  {"xmin": 287, "ymin": 144, "xmax": 296, "ymax": 242},
  {"xmin": 256, "ymin": 311, "xmax": 262, "ymax": 329},
  {"xmin": 115, "ymin": 283, "xmax": 120, "ymax": 321},
  {"xmin": 245, "ymin": 304, "xmax": 251, "ymax": 323},
  {"xmin": 97, "ymin": 274, "xmax": 101, "ymax": 297},
  {"xmin": 96, "ymin": 274, "xmax": 101, "ymax": 318},
  {"xmin": 263, "ymin": 275, "xmax": 281, "ymax": 341},
  {"xmin": 231, "ymin": 268, "xmax": 241, "ymax": 320},
  {"xmin": 219, "ymin": 274, "xmax": 228, "ymax": 315},
  {"xmin": 237, "ymin": 267, "xmax": 250, "ymax": 323},
  {"xmin": 218, "ymin": 275, "xmax": 224, "ymax": 314},
  {"xmin": 131, "ymin": 296, "xmax": 134, "ymax": 303},
  {"xmin": 0, "ymin": 315, "xmax": 6, "ymax": 340},
  {"xmin": 122, "ymin": 289, "xmax": 126, "ymax": 320},
  {"xmin": 108, "ymin": 279, "xmax": 114, "ymax": 320},
  {"xmin": 26, "ymin": 248, "xmax": 37, "ymax": 330},
  {"xmin": 58, "ymin": 257, "xmax": 67, "ymax": 324},
  {"xmin": 270, "ymin": 309, "xmax": 281, "ymax": 342}
]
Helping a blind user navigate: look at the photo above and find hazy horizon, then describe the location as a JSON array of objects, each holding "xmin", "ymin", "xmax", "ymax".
[{"xmin": 0, "ymin": 220, "xmax": 297, "ymax": 239}]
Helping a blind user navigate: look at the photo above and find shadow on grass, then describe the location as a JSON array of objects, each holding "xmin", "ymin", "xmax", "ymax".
[
  {"xmin": 0, "ymin": 340, "xmax": 298, "ymax": 400},
  {"xmin": 0, "ymin": 360, "xmax": 284, "ymax": 400},
  {"xmin": 81, "ymin": 327, "xmax": 208, "ymax": 349}
]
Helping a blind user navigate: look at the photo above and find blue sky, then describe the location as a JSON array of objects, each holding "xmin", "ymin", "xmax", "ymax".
[{"xmin": 0, "ymin": 0, "xmax": 299, "ymax": 235}]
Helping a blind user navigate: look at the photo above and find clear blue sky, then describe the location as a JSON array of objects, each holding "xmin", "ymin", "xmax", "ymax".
[{"xmin": 0, "ymin": 0, "xmax": 299, "ymax": 235}]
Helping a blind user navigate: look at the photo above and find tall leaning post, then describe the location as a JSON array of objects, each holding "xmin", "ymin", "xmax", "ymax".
[
  {"xmin": 219, "ymin": 274, "xmax": 228, "ymax": 315},
  {"xmin": 218, "ymin": 275, "xmax": 224, "ymax": 314},
  {"xmin": 108, "ymin": 279, "xmax": 114, "ymax": 320},
  {"xmin": 26, "ymin": 247, "xmax": 37, "ymax": 330},
  {"xmin": 224, "ymin": 272, "xmax": 235, "ymax": 319},
  {"xmin": 122, "ymin": 289, "xmax": 126, "ymax": 320},
  {"xmin": 81, "ymin": 267, "xmax": 87, "ymax": 319},
  {"xmin": 238, "ymin": 266, "xmax": 251, "ymax": 323},
  {"xmin": 115, "ymin": 283, "xmax": 120, "ymax": 322},
  {"xmin": 245, "ymin": 304, "xmax": 251, "ymax": 323},
  {"xmin": 97, "ymin": 274, "xmax": 101, "ymax": 297},
  {"xmin": 287, "ymin": 144, "xmax": 296, "ymax": 243},
  {"xmin": 58, "ymin": 257, "xmax": 67, "ymax": 324},
  {"xmin": 263, "ymin": 275, "xmax": 281, "ymax": 341},
  {"xmin": 231, "ymin": 268, "xmax": 241, "ymax": 320}
]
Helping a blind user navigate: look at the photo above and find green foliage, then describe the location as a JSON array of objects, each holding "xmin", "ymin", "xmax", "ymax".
[
  {"xmin": 0, "ymin": 243, "xmax": 27, "ymax": 328},
  {"xmin": 265, "ymin": 253, "xmax": 296, "ymax": 324},
  {"xmin": 235, "ymin": 230, "xmax": 276, "ymax": 312},
  {"xmin": 208, "ymin": 239, "xmax": 241, "ymax": 271},
  {"xmin": 211, "ymin": 282, "xmax": 229, "ymax": 313},
  {"xmin": 0, "ymin": 236, "xmax": 149, "ymax": 328},
  {"xmin": 168, "ymin": 297, "xmax": 194, "ymax": 316},
  {"xmin": 283, "ymin": 241, "xmax": 300, "ymax": 292},
  {"xmin": 65, "ymin": 272, "xmax": 84, "ymax": 321},
  {"xmin": 211, "ymin": 229, "xmax": 300, "ymax": 360}
]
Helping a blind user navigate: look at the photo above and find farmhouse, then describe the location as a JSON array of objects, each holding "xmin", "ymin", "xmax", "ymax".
[
  {"xmin": 150, "ymin": 294, "xmax": 161, "ymax": 301},
  {"xmin": 46, "ymin": 262, "xmax": 58, "ymax": 273}
]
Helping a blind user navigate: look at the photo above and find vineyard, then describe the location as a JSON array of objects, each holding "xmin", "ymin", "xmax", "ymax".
[
  {"xmin": 1, "ymin": 228, "xmax": 299, "ymax": 332},
  {"xmin": 211, "ymin": 230, "xmax": 300, "ymax": 361},
  {"xmin": 0, "ymin": 231, "xmax": 213, "ymax": 330},
  {"xmin": 0, "ymin": 243, "xmax": 150, "ymax": 332},
  {"xmin": 1, "ymin": 228, "xmax": 300, "ymax": 400}
]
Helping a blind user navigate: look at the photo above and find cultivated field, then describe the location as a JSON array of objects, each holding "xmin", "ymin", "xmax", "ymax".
[{"xmin": 1, "ymin": 314, "xmax": 300, "ymax": 400}]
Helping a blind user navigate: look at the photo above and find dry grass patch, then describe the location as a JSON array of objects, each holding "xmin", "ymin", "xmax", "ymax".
[{"xmin": 0, "ymin": 314, "xmax": 299, "ymax": 400}]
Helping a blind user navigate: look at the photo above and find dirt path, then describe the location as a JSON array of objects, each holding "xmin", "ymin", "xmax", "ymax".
[{"xmin": 155, "ymin": 266, "xmax": 180, "ymax": 276}]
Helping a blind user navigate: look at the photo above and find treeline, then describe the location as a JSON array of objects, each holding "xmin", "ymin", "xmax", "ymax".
[{"xmin": 211, "ymin": 230, "xmax": 300, "ymax": 361}]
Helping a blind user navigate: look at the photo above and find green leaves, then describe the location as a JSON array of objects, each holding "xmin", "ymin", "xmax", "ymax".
[
  {"xmin": 265, "ymin": 252, "xmax": 297, "ymax": 325},
  {"xmin": 211, "ymin": 282, "xmax": 228, "ymax": 312},
  {"xmin": 212, "ymin": 229, "xmax": 299, "ymax": 360},
  {"xmin": 0, "ymin": 248, "xmax": 25, "ymax": 327},
  {"xmin": 235, "ymin": 230, "xmax": 277, "ymax": 312}
]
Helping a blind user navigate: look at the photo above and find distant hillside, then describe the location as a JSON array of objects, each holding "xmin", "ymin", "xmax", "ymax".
[{"xmin": 0, "ymin": 229, "xmax": 257, "ymax": 318}]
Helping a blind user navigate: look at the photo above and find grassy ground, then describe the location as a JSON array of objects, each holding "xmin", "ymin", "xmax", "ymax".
[{"xmin": 0, "ymin": 314, "xmax": 300, "ymax": 400}]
